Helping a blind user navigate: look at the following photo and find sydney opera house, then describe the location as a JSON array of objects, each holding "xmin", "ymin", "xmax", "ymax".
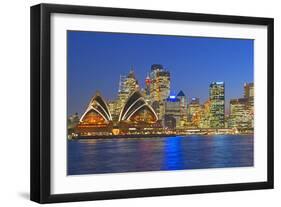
[
  {"xmin": 74, "ymin": 91, "xmax": 162, "ymax": 136},
  {"xmin": 70, "ymin": 65, "xmax": 254, "ymax": 138}
]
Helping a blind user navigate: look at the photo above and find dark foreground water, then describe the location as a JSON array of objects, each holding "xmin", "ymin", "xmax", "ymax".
[{"xmin": 67, "ymin": 135, "xmax": 253, "ymax": 175}]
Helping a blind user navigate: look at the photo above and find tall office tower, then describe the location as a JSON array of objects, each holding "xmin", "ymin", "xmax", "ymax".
[
  {"xmin": 244, "ymin": 82, "xmax": 254, "ymax": 110},
  {"xmin": 164, "ymin": 95, "xmax": 181, "ymax": 129},
  {"xmin": 244, "ymin": 82, "xmax": 254, "ymax": 128},
  {"xmin": 177, "ymin": 90, "xmax": 188, "ymax": 127},
  {"xmin": 209, "ymin": 82, "xmax": 225, "ymax": 128},
  {"xmin": 228, "ymin": 98, "xmax": 252, "ymax": 129},
  {"xmin": 244, "ymin": 82, "xmax": 254, "ymax": 99},
  {"xmin": 117, "ymin": 75, "xmax": 127, "ymax": 113},
  {"xmin": 199, "ymin": 100, "xmax": 211, "ymax": 128},
  {"xmin": 118, "ymin": 75, "xmax": 127, "ymax": 94},
  {"xmin": 116, "ymin": 69, "xmax": 138, "ymax": 114},
  {"xmin": 150, "ymin": 64, "xmax": 171, "ymax": 103},
  {"xmin": 125, "ymin": 69, "xmax": 138, "ymax": 93},
  {"xmin": 188, "ymin": 97, "xmax": 201, "ymax": 121},
  {"xmin": 149, "ymin": 64, "xmax": 170, "ymax": 120},
  {"xmin": 144, "ymin": 74, "xmax": 151, "ymax": 104}
]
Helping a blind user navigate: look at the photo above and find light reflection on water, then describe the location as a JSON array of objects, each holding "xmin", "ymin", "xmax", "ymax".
[{"xmin": 67, "ymin": 135, "xmax": 253, "ymax": 175}]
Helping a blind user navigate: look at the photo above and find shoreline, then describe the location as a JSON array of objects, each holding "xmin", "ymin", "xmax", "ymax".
[{"xmin": 70, "ymin": 133, "xmax": 254, "ymax": 140}]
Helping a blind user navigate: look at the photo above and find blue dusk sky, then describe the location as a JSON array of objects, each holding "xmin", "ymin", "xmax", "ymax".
[{"xmin": 67, "ymin": 31, "xmax": 253, "ymax": 116}]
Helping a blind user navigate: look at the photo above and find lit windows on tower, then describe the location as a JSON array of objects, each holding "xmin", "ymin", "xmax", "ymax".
[
  {"xmin": 229, "ymin": 98, "xmax": 252, "ymax": 129},
  {"xmin": 244, "ymin": 82, "xmax": 254, "ymax": 110},
  {"xmin": 209, "ymin": 81, "xmax": 225, "ymax": 128},
  {"xmin": 149, "ymin": 64, "xmax": 171, "ymax": 120},
  {"xmin": 116, "ymin": 69, "xmax": 138, "ymax": 115},
  {"xmin": 164, "ymin": 95, "xmax": 181, "ymax": 129},
  {"xmin": 188, "ymin": 97, "xmax": 200, "ymax": 120},
  {"xmin": 244, "ymin": 82, "xmax": 254, "ymax": 99},
  {"xmin": 177, "ymin": 90, "xmax": 188, "ymax": 127},
  {"xmin": 144, "ymin": 74, "xmax": 151, "ymax": 103},
  {"xmin": 228, "ymin": 83, "xmax": 254, "ymax": 130},
  {"xmin": 149, "ymin": 64, "xmax": 171, "ymax": 103}
]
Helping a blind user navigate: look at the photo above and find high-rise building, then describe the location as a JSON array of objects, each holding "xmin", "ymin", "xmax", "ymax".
[
  {"xmin": 125, "ymin": 69, "xmax": 138, "ymax": 93},
  {"xmin": 244, "ymin": 82, "xmax": 254, "ymax": 99},
  {"xmin": 177, "ymin": 90, "xmax": 188, "ymax": 127},
  {"xmin": 199, "ymin": 100, "xmax": 211, "ymax": 128},
  {"xmin": 149, "ymin": 64, "xmax": 171, "ymax": 120},
  {"xmin": 117, "ymin": 75, "xmax": 128, "ymax": 115},
  {"xmin": 244, "ymin": 82, "xmax": 254, "ymax": 110},
  {"xmin": 150, "ymin": 64, "xmax": 170, "ymax": 103},
  {"xmin": 116, "ymin": 69, "xmax": 138, "ymax": 115},
  {"xmin": 209, "ymin": 82, "xmax": 225, "ymax": 128},
  {"xmin": 229, "ymin": 98, "xmax": 252, "ymax": 129},
  {"xmin": 164, "ymin": 95, "xmax": 181, "ymax": 129},
  {"xmin": 144, "ymin": 74, "xmax": 151, "ymax": 104},
  {"xmin": 188, "ymin": 97, "xmax": 201, "ymax": 121},
  {"xmin": 228, "ymin": 83, "xmax": 254, "ymax": 129}
]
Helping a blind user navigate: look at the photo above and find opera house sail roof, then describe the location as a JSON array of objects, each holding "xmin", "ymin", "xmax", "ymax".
[
  {"xmin": 79, "ymin": 90, "xmax": 158, "ymax": 127},
  {"xmin": 119, "ymin": 91, "xmax": 158, "ymax": 122},
  {"xmin": 80, "ymin": 92, "xmax": 112, "ymax": 124}
]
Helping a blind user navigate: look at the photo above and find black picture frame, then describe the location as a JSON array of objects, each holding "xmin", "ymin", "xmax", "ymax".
[{"xmin": 30, "ymin": 3, "xmax": 274, "ymax": 204}]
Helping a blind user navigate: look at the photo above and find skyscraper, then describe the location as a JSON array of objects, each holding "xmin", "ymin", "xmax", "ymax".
[
  {"xmin": 116, "ymin": 69, "xmax": 138, "ymax": 115},
  {"xmin": 199, "ymin": 100, "xmax": 211, "ymax": 128},
  {"xmin": 144, "ymin": 74, "xmax": 151, "ymax": 104},
  {"xmin": 244, "ymin": 82, "xmax": 254, "ymax": 110},
  {"xmin": 229, "ymin": 98, "xmax": 252, "ymax": 129},
  {"xmin": 228, "ymin": 82, "xmax": 254, "ymax": 130},
  {"xmin": 164, "ymin": 95, "xmax": 181, "ymax": 129},
  {"xmin": 188, "ymin": 97, "xmax": 201, "ymax": 121},
  {"xmin": 125, "ymin": 69, "xmax": 138, "ymax": 93},
  {"xmin": 150, "ymin": 64, "xmax": 171, "ymax": 102},
  {"xmin": 244, "ymin": 82, "xmax": 254, "ymax": 99},
  {"xmin": 149, "ymin": 64, "xmax": 171, "ymax": 120},
  {"xmin": 177, "ymin": 90, "xmax": 188, "ymax": 127},
  {"xmin": 209, "ymin": 82, "xmax": 225, "ymax": 128}
]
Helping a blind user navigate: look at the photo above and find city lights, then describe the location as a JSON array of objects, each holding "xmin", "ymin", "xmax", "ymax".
[{"xmin": 68, "ymin": 64, "xmax": 254, "ymax": 138}]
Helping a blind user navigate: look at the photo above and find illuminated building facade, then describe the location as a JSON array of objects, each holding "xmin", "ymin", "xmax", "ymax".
[
  {"xmin": 229, "ymin": 98, "xmax": 252, "ymax": 129},
  {"xmin": 177, "ymin": 90, "xmax": 188, "ymax": 127},
  {"xmin": 144, "ymin": 75, "xmax": 151, "ymax": 104},
  {"xmin": 107, "ymin": 100, "xmax": 118, "ymax": 121},
  {"xmin": 76, "ymin": 92, "xmax": 113, "ymax": 135},
  {"xmin": 164, "ymin": 95, "xmax": 181, "ymax": 129},
  {"xmin": 244, "ymin": 82, "xmax": 254, "ymax": 100},
  {"xmin": 119, "ymin": 91, "xmax": 158, "ymax": 122},
  {"xmin": 228, "ymin": 83, "xmax": 254, "ymax": 129},
  {"xmin": 149, "ymin": 64, "xmax": 171, "ymax": 120},
  {"xmin": 209, "ymin": 82, "xmax": 225, "ymax": 128},
  {"xmin": 188, "ymin": 97, "xmax": 200, "ymax": 120},
  {"xmin": 75, "ymin": 91, "xmax": 160, "ymax": 136},
  {"xmin": 80, "ymin": 92, "xmax": 112, "ymax": 123},
  {"xmin": 244, "ymin": 82, "xmax": 254, "ymax": 111},
  {"xmin": 116, "ymin": 70, "xmax": 138, "ymax": 116},
  {"xmin": 197, "ymin": 100, "xmax": 211, "ymax": 128},
  {"xmin": 71, "ymin": 66, "xmax": 254, "ymax": 136}
]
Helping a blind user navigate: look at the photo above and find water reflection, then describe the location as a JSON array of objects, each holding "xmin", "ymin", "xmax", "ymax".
[
  {"xmin": 67, "ymin": 135, "xmax": 253, "ymax": 175},
  {"xmin": 163, "ymin": 137, "xmax": 183, "ymax": 170}
]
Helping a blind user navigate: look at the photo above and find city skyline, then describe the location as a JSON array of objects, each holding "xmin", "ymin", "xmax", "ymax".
[
  {"xmin": 68, "ymin": 31, "xmax": 253, "ymax": 116},
  {"xmin": 67, "ymin": 30, "xmax": 255, "ymax": 176},
  {"xmin": 69, "ymin": 67, "xmax": 254, "ymax": 135}
]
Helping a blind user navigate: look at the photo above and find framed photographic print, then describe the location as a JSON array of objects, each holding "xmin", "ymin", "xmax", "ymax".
[{"xmin": 30, "ymin": 3, "xmax": 274, "ymax": 203}]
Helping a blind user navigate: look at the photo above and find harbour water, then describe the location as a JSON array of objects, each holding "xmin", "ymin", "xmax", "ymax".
[{"xmin": 67, "ymin": 135, "xmax": 253, "ymax": 175}]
